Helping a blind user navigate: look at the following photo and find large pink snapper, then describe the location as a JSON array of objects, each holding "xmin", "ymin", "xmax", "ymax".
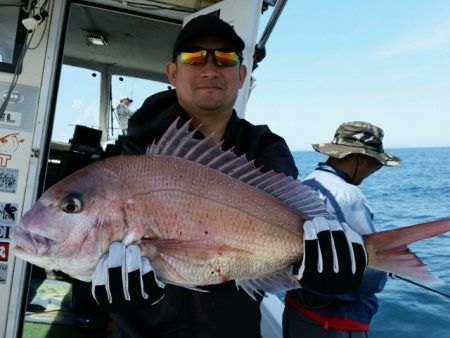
[{"xmin": 11, "ymin": 120, "xmax": 450, "ymax": 294}]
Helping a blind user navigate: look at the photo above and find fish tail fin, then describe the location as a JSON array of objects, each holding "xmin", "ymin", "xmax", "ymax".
[{"xmin": 364, "ymin": 218, "xmax": 450, "ymax": 284}]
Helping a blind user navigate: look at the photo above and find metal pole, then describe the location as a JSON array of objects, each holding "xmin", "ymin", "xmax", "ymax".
[
  {"xmin": 253, "ymin": 0, "xmax": 288, "ymax": 70},
  {"xmin": 256, "ymin": 0, "xmax": 288, "ymax": 50}
]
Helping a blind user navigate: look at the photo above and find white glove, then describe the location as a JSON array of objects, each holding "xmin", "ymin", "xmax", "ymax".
[
  {"xmin": 91, "ymin": 242, "xmax": 165, "ymax": 311},
  {"xmin": 295, "ymin": 217, "xmax": 367, "ymax": 295}
]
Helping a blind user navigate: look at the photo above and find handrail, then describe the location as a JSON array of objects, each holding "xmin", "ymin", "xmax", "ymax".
[{"xmin": 253, "ymin": 0, "xmax": 288, "ymax": 70}]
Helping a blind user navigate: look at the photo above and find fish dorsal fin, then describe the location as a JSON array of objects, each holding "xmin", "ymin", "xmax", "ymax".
[{"xmin": 146, "ymin": 118, "xmax": 326, "ymax": 218}]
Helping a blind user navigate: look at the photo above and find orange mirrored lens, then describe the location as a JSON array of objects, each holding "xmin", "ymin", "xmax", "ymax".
[
  {"xmin": 179, "ymin": 49, "xmax": 240, "ymax": 67},
  {"xmin": 214, "ymin": 50, "xmax": 239, "ymax": 66},
  {"xmin": 180, "ymin": 50, "xmax": 207, "ymax": 65}
]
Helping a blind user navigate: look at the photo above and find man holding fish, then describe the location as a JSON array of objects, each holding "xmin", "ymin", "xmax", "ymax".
[
  {"xmin": 12, "ymin": 14, "xmax": 379, "ymax": 338},
  {"xmin": 89, "ymin": 15, "xmax": 367, "ymax": 337}
]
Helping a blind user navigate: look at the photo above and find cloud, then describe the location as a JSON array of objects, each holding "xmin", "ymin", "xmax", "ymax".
[
  {"xmin": 372, "ymin": 19, "xmax": 450, "ymax": 58},
  {"xmin": 68, "ymin": 100, "xmax": 99, "ymax": 128},
  {"xmin": 71, "ymin": 98, "xmax": 83, "ymax": 109}
]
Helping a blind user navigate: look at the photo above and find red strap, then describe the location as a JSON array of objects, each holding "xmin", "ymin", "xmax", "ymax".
[{"xmin": 285, "ymin": 294, "xmax": 369, "ymax": 332}]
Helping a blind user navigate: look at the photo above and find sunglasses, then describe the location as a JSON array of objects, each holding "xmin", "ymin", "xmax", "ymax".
[{"xmin": 178, "ymin": 48, "xmax": 243, "ymax": 67}]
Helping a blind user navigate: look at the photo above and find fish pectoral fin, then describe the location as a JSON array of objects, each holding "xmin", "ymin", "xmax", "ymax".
[
  {"xmin": 140, "ymin": 239, "xmax": 246, "ymax": 285},
  {"xmin": 141, "ymin": 238, "xmax": 244, "ymax": 263},
  {"xmin": 236, "ymin": 269, "xmax": 300, "ymax": 299}
]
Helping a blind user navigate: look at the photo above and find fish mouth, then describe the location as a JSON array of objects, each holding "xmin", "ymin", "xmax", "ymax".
[{"xmin": 10, "ymin": 226, "xmax": 50, "ymax": 256}]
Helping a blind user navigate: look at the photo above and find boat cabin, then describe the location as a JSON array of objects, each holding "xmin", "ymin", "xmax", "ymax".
[{"xmin": 0, "ymin": 0, "xmax": 286, "ymax": 337}]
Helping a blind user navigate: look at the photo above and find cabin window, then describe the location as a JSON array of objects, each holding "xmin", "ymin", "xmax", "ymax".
[
  {"xmin": 52, "ymin": 65, "xmax": 101, "ymax": 143},
  {"xmin": 109, "ymin": 75, "xmax": 169, "ymax": 140},
  {"xmin": 52, "ymin": 67, "xmax": 169, "ymax": 145},
  {"xmin": 0, "ymin": 3, "xmax": 28, "ymax": 73}
]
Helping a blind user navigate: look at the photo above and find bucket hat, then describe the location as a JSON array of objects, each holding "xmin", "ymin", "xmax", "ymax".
[
  {"xmin": 120, "ymin": 96, "xmax": 133, "ymax": 103},
  {"xmin": 312, "ymin": 121, "xmax": 401, "ymax": 166}
]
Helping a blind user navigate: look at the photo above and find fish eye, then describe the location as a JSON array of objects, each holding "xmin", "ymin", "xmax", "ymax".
[{"xmin": 61, "ymin": 195, "xmax": 83, "ymax": 213}]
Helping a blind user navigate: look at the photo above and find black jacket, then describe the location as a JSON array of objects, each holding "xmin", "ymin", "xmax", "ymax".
[{"xmin": 109, "ymin": 89, "xmax": 298, "ymax": 338}]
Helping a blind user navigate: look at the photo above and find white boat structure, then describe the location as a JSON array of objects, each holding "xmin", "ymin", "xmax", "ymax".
[{"xmin": 0, "ymin": 0, "xmax": 287, "ymax": 337}]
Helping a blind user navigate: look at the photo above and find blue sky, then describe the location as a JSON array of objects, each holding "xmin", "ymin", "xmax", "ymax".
[
  {"xmin": 246, "ymin": 0, "xmax": 450, "ymax": 150},
  {"xmin": 53, "ymin": 1, "xmax": 450, "ymax": 151}
]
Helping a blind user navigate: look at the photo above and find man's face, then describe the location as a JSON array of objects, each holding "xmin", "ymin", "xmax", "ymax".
[
  {"xmin": 166, "ymin": 36, "xmax": 247, "ymax": 119},
  {"xmin": 352, "ymin": 154, "xmax": 382, "ymax": 185}
]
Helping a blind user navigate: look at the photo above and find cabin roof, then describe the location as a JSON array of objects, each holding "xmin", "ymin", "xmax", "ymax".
[{"xmin": 62, "ymin": 1, "xmax": 233, "ymax": 82}]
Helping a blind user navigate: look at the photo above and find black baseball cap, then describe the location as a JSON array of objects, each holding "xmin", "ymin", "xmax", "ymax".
[{"xmin": 172, "ymin": 14, "xmax": 245, "ymax": 60}]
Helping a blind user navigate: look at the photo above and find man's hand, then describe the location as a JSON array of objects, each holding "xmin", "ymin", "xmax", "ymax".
[
  {"xmin": 91, "ymin": 242, "xmax": 165, "ymax": 313},
  {"xmin": 295, "ymin": 217, "xmax": 367, "ymax": 295}
]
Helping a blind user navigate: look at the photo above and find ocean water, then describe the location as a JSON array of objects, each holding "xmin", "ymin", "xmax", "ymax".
[{"xmin": 291, "ymin": 147, "xmax": 450, "ymax": 338}]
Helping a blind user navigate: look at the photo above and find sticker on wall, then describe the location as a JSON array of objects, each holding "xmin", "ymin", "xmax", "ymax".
[
  {"xmin": 0, "ymin": 226, "xmax": 10, "ymax": 240},
  {"xmin": 0, "ymin": 111, "xmax": 22, "ymax": 128},
  {"xmin": 0, "ymin": 168, "xmax": 18, "ymax": 193},
  {"xmin": 0, "ymin": 263, "xmax": 7, "ymax": 283},
  {"xmin": 0, "ymin": 132, "xmax": 25, "ymax": 167},
  {"xmin": 0, "ymin": 202, "xmax": 18, "ymax": 226},
  {"xmin": 0, "ymin": 242, "xmax": 9, "ymax": 262},
  {"xmin": 0, "ymin": 83, "xmax": 39, "ymax": 132},
  {"xmin": 0, "ymin": 132, "xmax": 25, "ymax": 151}
]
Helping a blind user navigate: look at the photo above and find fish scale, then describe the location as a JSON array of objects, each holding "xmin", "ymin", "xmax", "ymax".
[{"xmin": 114, "ymin": 157, "xmax": 305, "ymax": 284}]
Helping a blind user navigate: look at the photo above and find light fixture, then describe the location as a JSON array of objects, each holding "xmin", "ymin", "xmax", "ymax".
[{"xmin": 86, "ymin": 33, "xmax": 108, "ymax": 46}]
